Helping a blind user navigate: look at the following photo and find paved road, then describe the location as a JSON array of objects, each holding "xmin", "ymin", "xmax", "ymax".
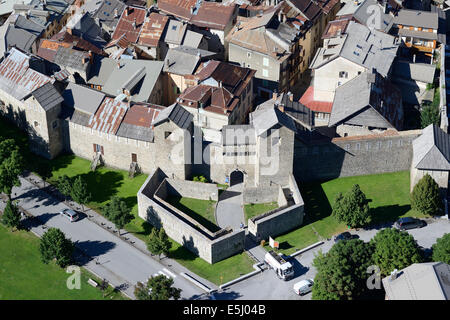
[
  {"xmin": 216, "ymin": 184, "xmax": 244, "ymax": 231},
  {"xmin": 218, "ymin": 217, "xmax": 449, "ymax": 300},
  {"xmin": 4, "ymin": 177, "xmax": 207, "ymax": 300}
]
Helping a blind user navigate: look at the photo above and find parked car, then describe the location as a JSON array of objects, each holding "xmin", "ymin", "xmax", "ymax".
[
  {"xmin": 293, "ymin": 279, "xmax": 314, "ymax": 295},
  {"xmin": 60, "ymin": 209, "xmax": 79, "ymax": 222},
  {"xmin": 334, "ymin": 232, "xmax": 359, "ymax": 243},
  {"xmin": 394, "ymin": 217, "xmax": 426, "ymax": 230}
]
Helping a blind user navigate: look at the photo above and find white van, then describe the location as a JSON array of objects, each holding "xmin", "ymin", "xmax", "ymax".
[{"xmin": 293, "ymin": 279, "xmax": 314, "ymax": 295}]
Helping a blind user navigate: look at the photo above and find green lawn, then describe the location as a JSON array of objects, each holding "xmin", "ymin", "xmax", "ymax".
[
  {"xmin": 272, "ymin": 171, "xmax": 424, "ymax": 255},
  {"xmin": 0, "ymin": 224, "xmax": 125, "ymax": 300},
  {"xmin": 166, "ymin": 196, "xmax": 219, "ymax": 233},
  {"xmin": 244, "ymin": 202, "xmax": 278, "ymax": 223},
  {"xmin": 0, "ymin": 116, "xmax": 255, "ymax": 286},
  {"xmin": 168, "ymin": 240, "xmax": 255, "ymax": 285}
]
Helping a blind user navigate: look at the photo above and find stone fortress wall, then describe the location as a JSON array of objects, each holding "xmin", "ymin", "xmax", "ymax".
[
  {"xmin": 294, "ymin": 130, "xmax": 423, "ymax": 182},
  {"xmin": 138, "ymin": 169, "xmax": 245, "ymax": 264}
]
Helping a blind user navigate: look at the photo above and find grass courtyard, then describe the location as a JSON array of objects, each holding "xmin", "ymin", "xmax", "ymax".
[
  {"xmin": 0, "ymin": 224, "xmax": 125, "ymax": 300},
  {"xmin": 244, "ymin": 202, "xmax": 278, "ymax": 223},
  {"xmin": 271, "ymin": 171, "xmax": 424, "ymax": 255},
  {"xmin": 166, "ymin": 196, "xmax": 219, "ymax": 233}
]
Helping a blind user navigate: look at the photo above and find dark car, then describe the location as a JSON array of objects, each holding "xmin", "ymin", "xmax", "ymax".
[
  {"xmin": 334, "ymin": 232, "xmax": 359, "ymax": 243},
  {"xmin": 394, "ymin": 217, "xmax": 426, "ymax": 230}
]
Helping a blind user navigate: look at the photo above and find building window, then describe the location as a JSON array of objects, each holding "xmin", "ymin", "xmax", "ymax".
[
  {"xmin": 34, "ymin": 121, "xmax": 39, "ymax": 127},
  {"xmin": 263, "ymin": 69, "xmax": 268, "ymax": 77},
  {"xmin": 263, "ymin": 57, "xmax": 269, "ymax": 66},
  {"xmin": 339, "ymin": 71, "xmax": 348, "ymax": 78}
]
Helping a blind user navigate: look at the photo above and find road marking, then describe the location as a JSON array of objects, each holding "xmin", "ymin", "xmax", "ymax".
[
  {"xmin": 163, "ymin": 268, "xmax": 177, "ymax": 278},
  {"xmin": 158, "ymin": 271, "xmax": 170, "ymax": 279}
]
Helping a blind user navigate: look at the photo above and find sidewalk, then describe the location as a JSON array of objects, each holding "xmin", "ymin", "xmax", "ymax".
[{"xmin": 17, "ymin": 172, "xmax": 218, "ymax": 293}]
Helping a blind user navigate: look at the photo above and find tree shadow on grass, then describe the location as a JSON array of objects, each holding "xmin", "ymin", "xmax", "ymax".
[
  {"xmin": 168, "ymin": 241, "xmax": 197, "ymax": 262},
  {"xmin": 78, "ymin": 171, "xmax": 124, "ymax": 204},
  {"xmin": 299, "ymin": 182, "xmax": 333, "ymax": 226}
]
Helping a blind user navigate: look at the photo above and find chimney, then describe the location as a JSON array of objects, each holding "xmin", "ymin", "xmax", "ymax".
[
  {"xmin": 389, "ymin": 269, "xmax": 398, "ymax": 281},
  {"xmin": 219, "ymin": 80, "xmax": 222, "ymax": 88},
  {"xmin": 117, "ymin": 61, "xmax": 121, "ymax": 69},
  {"xmin": 125, "ymin": 7, "xmax": 129, "ymax": 16},
  {"xmin": 132, "ymin": 18, "xmax": 136, "ymax": 29},
  {"xmin": 272, "ymin": 90, "xmax": 278, "ymax": 100},
  {"xmin": 278, "ymin": 105, "xmax": 284, "ymax": 113},
  {"xmin": 288, "ymin": 91, "xmax": 293, "ymax": 102},
  {"xmin": 114, "ymin": 8, "xmax": 118, "ymax": 18},
  {"xmin": 67, "ymin": 27, "xmax": 72, "ymax": 35},
  {"xmin": 165, "ymin": 59, "xmax": 170, "ymax": 69},
  {"xmin": 88, "ymin": 50, "xmax": 93, "ymax": 63},
  {"xmin": 190, "ymin": 6, "xmax": 194, "ymax": 14}
]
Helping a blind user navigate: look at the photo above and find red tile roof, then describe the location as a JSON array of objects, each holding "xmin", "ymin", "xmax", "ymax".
[
  {"xmin": 137, "ymin": 12, "xmax": 169, "ymax": 47},
  {"xmin": 88, "ymin": 97, "xmax": 129, "ymax": 134},
  {"xmin": 299, "ymin": 86, "xmax": 333, "ymax": 113},
  {"xmin": 158, "ymin": 0, "xmax": 236, "ymax": 31},
  {"xmin": 111, "ymin": 6, "xmax": 146, "ymax": 44},
  {"xmin": 121, "ymin": 104, "xmax": 163, "ymax": 128}
]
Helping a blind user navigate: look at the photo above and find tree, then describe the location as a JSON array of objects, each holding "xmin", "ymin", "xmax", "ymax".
[
  {"xmin": 411, "ymin": 174, "xmax": 443, "ymax": 216},
  {"xmin": 103, "ymin": 197, "xmax": 134, "ymax": 235},
  {"xmin": 147, "ymin": 227, "xmax": 172, "ymax": 260},
  {"xmin": 57, "ymin": 175, "xmax": 73, "ymax": 201},
  {"xmin": 0, "ymin": 148, "xmax": 24, "ymax": 200},
  {"xmin": 134, "ymin": 274, "xmax": 181, "ymax": 300},
  {"xmin": 1, "ymin": 200, "xmax": 21, "ymax": 231},
  {"xmin": 332, "ymin": 184, "xmax": 371, "ymax": 228},
  {"xmin": 70, "ymin": 176, "xmax": 91, "ymax": 212},
  {"xmin": 311, "ymin": 239, "xmax": 374, "ymax": 300},
  {"xmin": 432, "ymin": 233, "xmax": 450, "ymax": 264},
  {"xmin": 39, "ymin": 228, "xmax": 74, "ymax": 268},
  {"xmin": 370, "ymin": 228, "xmax": 422, "ymax": 276},
  {"xmin": 193, "ymin": 175, "xmax": 207, "ymax": 183},
  {"xmin": 420, "ymin": 103, "xmax": 440, "ymax": 128}
]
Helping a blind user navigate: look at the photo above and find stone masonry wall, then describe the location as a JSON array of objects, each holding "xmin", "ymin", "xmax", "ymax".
[
  {"xmin": 294, "ymin": 130, "xmax": 422, "ymax": 182},
  {"xmin": 138, "ymin": 173, "xmax": 245, "ymax": 263}
]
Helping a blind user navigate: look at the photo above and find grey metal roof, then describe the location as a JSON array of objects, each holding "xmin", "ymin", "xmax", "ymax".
[
  {"xmin": 152, "ymin": 103, "xmax": 193, "ymax": 129},
  {"xmin": 61, "ymin": 108, "xmax": 91, "ymax": 126},
  {"xmin": 54, "ymin": 46, "xmax": 90, "ymax": 72},
  {"xmin": 62, "ymin": 82, "xmax": 105, "ymax": 115},
  {"xmin": 116, "ymin": 122, "xmax": 154, "ymax": 142},
  {"xmin": 412, "ymin": 124, "xmax": 450, "ymax": 170},
  {"xmin": 382, "ymin": 262, "xmax": 450, "ymax": 300},
  {"xmin": 393, "ymin": 9, "xmax": 438, "ymax": 29},
  {"xmin": 164, "ymin": 19, "xmax": 187, "ymax": 45},
  {"xmin": 398, "ymin": 28, "xmax": 438, "ymax": 40},
  {"xmin": 221, "ymin": 124, "xmax": 256, "ymax": 146},
  {"xmin": 352, "ymin": 0, "xmax": 394, "ymax": 32},
  {"xmin": 251, "ymin": 106, "xmax": 297, "ymax": 136},
  {"xmin": 93, "ymin": 0, "xmax": 125, "ymax": 29},
  {"xmin": 329, "ymin": 70, "xmax": 403, "ymax": 130},
  {"xmin": 182, "ymin": 30, "xmax": 204, "ymax": 48},
  {"xmin": 392, "ymin": 61, "xmax": 436, "ymax": 84},
  {"xmin": 31, "ymin": 82, "xmax": 64, "ymax": 111},
  {"xmin": 310, "ymin": 21, "xmax": 399, "ymax": 76},
  {"xmin": 88, "ymin": 57, "xmax": 164, "ymax": 103},
  {"xmin": 339, "ymin": 21, "xmax": 399, "ymax": 77},
  {"xmin": 256, "ymin": 93, "xmax": 314, "ymax": 128},
  {"xmin": 163, "ymin": 46, "xmax": 217, "ymax": 75}
]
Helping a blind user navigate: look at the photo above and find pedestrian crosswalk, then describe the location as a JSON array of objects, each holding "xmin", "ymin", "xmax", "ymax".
[{"xmin": 152, "ymin": 268, "xmax": 177, "ymax": 279}]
